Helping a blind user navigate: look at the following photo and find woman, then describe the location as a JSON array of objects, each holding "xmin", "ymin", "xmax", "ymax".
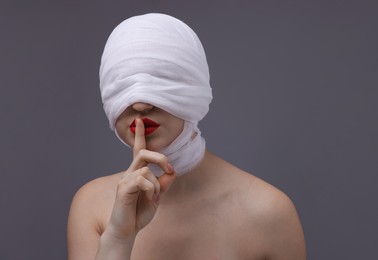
[{"xmin": 67, "ymin": 13, "xmax": 306, "ymax": 259}]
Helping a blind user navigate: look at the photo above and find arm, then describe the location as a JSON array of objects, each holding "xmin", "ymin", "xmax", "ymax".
[
  {"xmin": 67, "ymin": 177, "xmax": 140, "ymax": 260},
  {"xmin": 67, "ymin": 118, "xmax": 175, "ymax": 260},
  {"xmin": 67, "ymin": 180, "xmax": 108, "ymax": 260}
]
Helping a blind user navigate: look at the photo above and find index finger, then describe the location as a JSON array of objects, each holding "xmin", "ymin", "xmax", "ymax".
[{"xmin": 133, "ymin": 118, "xmax": 146, "ymax": 157}]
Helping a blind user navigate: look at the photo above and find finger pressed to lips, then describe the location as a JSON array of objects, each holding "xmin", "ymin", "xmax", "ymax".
[
  {"xmin": 130, "ymin": 117, "xmax": 160, "ymax": 136},
  {"xmin": 133, "ymin": 118, "xmax": 146, "ymax": 156},
  {"xmin": 131, "ymin": 119, "xmax": 172, "ymax": 174},
  {"xmin": 127, "ymin": 117, "xmax": 175, "ymax": 200}
]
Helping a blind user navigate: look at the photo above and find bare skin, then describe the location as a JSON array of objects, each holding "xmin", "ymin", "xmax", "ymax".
[{"xmin": 67, "ymin": 103, "xmax": 306, "ymax": 260}]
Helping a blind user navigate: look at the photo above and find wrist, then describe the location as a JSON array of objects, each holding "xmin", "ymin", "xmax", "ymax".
[
  {"xmin": 96, "ymin": 229, "xmax": 137, "ymax": 259},
  {"xmin": 101, "ymin": 226, "xmax": 137, "ymax": 246}
]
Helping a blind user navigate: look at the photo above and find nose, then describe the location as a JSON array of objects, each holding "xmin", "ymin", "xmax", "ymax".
[{"xmin": 131, "ymin": 102, "xmax": 154, "ymax": 114}]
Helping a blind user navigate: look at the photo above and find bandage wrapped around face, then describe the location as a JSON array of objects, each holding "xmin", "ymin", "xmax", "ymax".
[{"xmin": 99, "ymin": 13, "xmax": 212, "ymax": 176}]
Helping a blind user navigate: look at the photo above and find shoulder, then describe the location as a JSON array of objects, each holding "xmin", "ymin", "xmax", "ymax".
[
  {"xmin": 73, "ymin": 172, "xmax": 121, "ymax": 201},
  {"xmin": 67, "ymin": 172, "xmax": 122, "ymax": 259},
  {"xmin": 225, "ymin": 169, "xmax": 298, "ymax": 227},
  {"xmin": 70, "ymin": 172, "xmax": 121, "ymax": 209},
  {"xmin": 209, "ymin": 153, "xmax": 302, "ymax": 230},
  {"xmin": 68, "ymin": 172, "xmax": 122, "ymax": 233},
  {"xmin": 243, "ymin": 175, "xmax": 298, "ymax": 222},
  {"xmin": 237, "ymin": 174, "xmax": 307, "ymax": 259}
]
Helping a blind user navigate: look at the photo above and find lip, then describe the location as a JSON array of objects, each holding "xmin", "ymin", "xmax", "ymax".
[{"xmin": 130, "ymin": 117, "xmax": 160, "ymax": 136}]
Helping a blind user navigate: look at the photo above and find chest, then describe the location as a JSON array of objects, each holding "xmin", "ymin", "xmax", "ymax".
[
  {"xmin": 131, "ymin": 214, "xmax": 233, "ymax": 259},
  {"xmin": 129, "ymin": 204, "xmax": 266, "ymax": 260}
]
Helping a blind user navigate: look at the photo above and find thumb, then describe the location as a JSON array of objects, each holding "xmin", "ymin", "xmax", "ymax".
[{"xmin": 158, "ymin": 171, "xmax": 176, "ymax": 194}]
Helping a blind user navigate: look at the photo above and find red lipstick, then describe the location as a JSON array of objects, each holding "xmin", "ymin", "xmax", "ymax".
[{"xmin": 130, "ymin": 117, "xmax": 160, "ymax": 136}]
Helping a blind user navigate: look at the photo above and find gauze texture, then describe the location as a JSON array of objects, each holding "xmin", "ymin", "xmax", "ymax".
[
  {"xmin": 100, "ymin": 13, "xmax": 212, "ymax": 129},
  {"xmin": 99, "ymin": 13, "xmax": 212, "ymax": 176}
]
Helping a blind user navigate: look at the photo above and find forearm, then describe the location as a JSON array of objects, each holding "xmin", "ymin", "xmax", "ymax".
[{"xmin": 95, "ymin": 230, "xmax": 136, "ymax": 260}]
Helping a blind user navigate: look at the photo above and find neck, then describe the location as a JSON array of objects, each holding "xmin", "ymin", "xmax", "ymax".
[
  {"xmin": 160, "ymin": 150, "xmax": 217, "ymax": 204},
  {"xmin": 148, "ymin": 121, "xmax": 206, "ymax": 177}
]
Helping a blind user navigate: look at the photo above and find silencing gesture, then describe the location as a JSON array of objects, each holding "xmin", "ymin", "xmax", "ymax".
[
  {"xmin": 68, "ymin": 13, "xmax": 306, "ymax": 260},
  {"xmin": 95, "ymin": 118, "xmax": 176, "ymax": 259}
]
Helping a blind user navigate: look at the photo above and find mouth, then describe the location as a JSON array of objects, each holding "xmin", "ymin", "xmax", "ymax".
[{"xmin": 130, "ymin": 117, "xmax": 160, "ymax": 136}]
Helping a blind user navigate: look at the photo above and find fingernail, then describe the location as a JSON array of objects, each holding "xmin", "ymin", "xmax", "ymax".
[{"xmin": 167, "ymin": 163, "xmax": 174, "ymax": 173}]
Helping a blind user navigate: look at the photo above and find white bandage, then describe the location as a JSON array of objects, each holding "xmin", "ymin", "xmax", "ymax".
[{"xmin": 99, "ymin": 13, "xmax": 212, "ymax": 176}]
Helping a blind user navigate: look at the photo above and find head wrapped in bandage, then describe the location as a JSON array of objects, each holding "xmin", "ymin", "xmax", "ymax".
[{"xmin": 99, "ymin": 13, "xmax": 213, "ymax": 176}]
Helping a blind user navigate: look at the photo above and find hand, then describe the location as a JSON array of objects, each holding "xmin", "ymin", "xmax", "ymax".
[{"xmin": 106, "ymin": 118, "xmax": 176, "ymax": 240}]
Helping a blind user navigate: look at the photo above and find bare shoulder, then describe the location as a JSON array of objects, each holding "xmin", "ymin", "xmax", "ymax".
[
  {"xmin": 240, "ymin": 172, "xmax": 298, "ymax": 221},
  {"xmin": 233, "ymin": 170, "xmax": 306, "ymax": 259},
  {"xmin": 208, "ymin": 151, "xmax": 306, "ymax": 259},
  {"xmin": 211, "ymin": 153, "xmax": 294, "ymax": 214},
  {"xmin": 72, "ymin": 172, "xmax": 121, "ymax": 204},
  {"xmin": 67, "ymin": 172, "xmax": 122, "ymax": 259},
  {"xmin": 68, "ymin": 172, "xmax": 121, "ymax": 230}
]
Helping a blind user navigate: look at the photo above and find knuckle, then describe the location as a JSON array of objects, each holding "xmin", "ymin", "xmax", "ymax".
[
  {"xmin": 117, "ymin": 175, "xmax": 128, "ymax": 185},
  {"xmin": 138, "ymin": 149, "xmax": 148, "ymax": 157},
  {"xmin": 135, "ymin": 175, "xmax": 145, "ymax": 183},
  {"xmin": 116, "ymin": 179, "xmax": 129, "ymax": 193},
  {"xmin": 139, "ymin": 166, "xmax": 150, "ymax": 175},
  {"xmin": 156, "ymin": 154, "xmax": 168, "ymax": 164},
  {"xmin": 147, "ymin": 181, "xmax": 154, "ymax": 189}
]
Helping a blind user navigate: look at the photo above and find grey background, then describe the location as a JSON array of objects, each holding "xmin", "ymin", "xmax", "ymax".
[{"xmin": 1, "ymin": 1, "xmax": 377, "ymax": 259}]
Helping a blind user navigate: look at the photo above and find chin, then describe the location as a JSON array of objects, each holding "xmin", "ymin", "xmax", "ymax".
[
  {"xmin": 145, "ymin": 138, "xmax": 170, "ymax": 152},
  {"xmin": 146, "ymin": 143, "xmax": 164, "ymax": 152}
]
